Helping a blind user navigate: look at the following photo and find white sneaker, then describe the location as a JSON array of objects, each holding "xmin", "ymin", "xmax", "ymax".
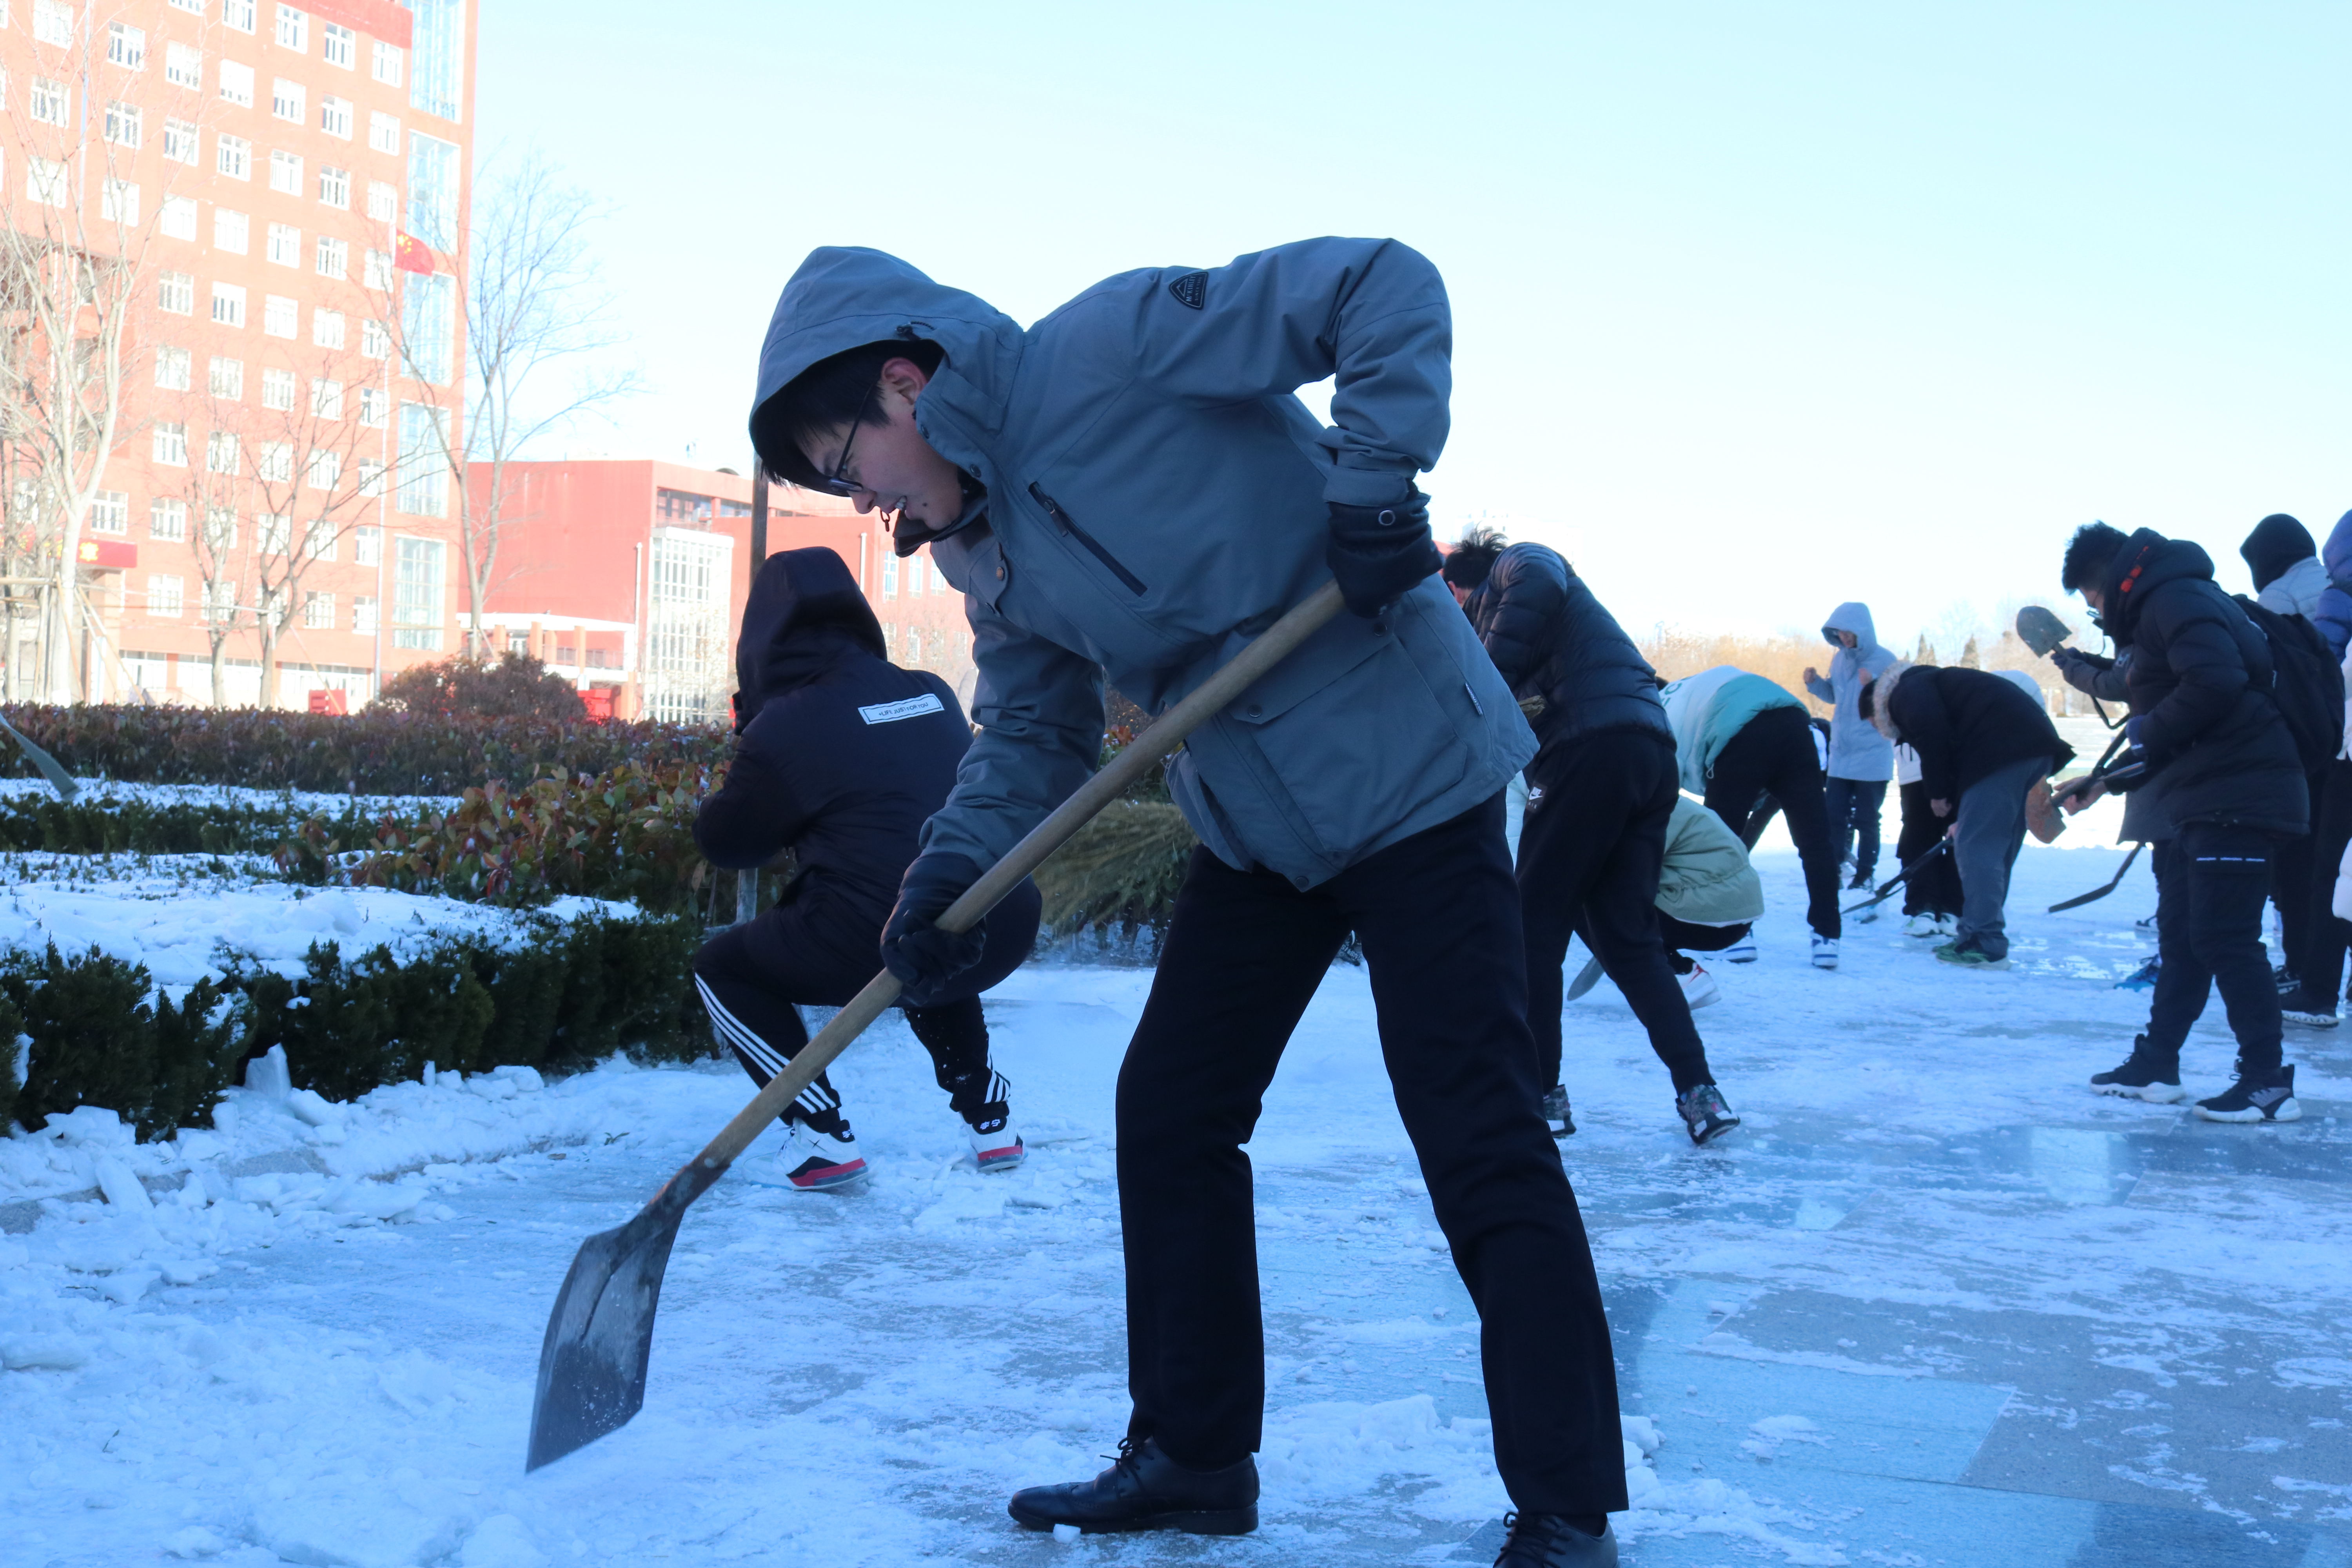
[
  {"xmin": 968, "ymin": 1112, "xmax": 1025, "ymax": 1172},
  {"xmin": 1900, "ymin": 913, "xmax": 1941, "ymax": 938},
  {"xmin": 1811, "ymin": 936, "xmax": 1839, "ymax": 970},
  {"xmin": 1722, "ymin": 940, "xmax": 1758, "ymax": 964},
  {"xmin": 771, "ymin": 1120, "xmax": 867, "ymax": 1191},
  {"xmin": 1679, "ymin": 963, "xmax": 1721, "ymax": 1010},
  {"xmin": 1853, "ymin": 902, "xmax": 1880, "ymax": 924}
]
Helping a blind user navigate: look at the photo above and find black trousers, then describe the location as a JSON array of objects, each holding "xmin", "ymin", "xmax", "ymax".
[
  {"xmin": 1702, "ymin": 705, "xmax": 1842, "ymax": 939},
  {"xmin": 691, "ymin": 882, "xmax": 1041, "ymax": 1128},
  {"xmin": 1657, "ymin": 913, "xmax": 1751, "ymax": 975},
  {"xmin": 2272, "ymin": 765, "xmax": 2328, "ymax": 981},
  {"xmin": 2299, "ymin": 760, "xmax": 2352, "ymax": 1002},
  {"xmin": 1824, "ymin": 777, "xmax": 1889, "ymax": 882},
  {"xmin": 1895, "ymin": 780, "xmax": 1965, "ymax": 918},
  {"xmin": 1115, "ymin": 796, "xmax": 1626, "ymax": 1514},
  {"xmin": 2144, "ymin": 827, "xmax": 2284, "ymax": 1075},
  {"xmin": 1519, "ymin": 732, "xmax": 1715, "ymax": 1094}
]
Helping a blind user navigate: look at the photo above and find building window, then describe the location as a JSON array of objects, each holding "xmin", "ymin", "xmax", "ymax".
[
  {"xmin": 149, "ymin": 575, "xmax": 186, "ymax": 619},
  {"xmin": 407, "ymin": 0, "xmax": 463, "ymax": 121},
  {"xmin": 107, "ymin": 21, "xmax": 146, "ymax": 67},
  {"xmin": 361, "ymin": 318, "xmax": 389, "ymax": 360},
  {"xmin": 211, "ymin": 282, "xmax": 247, "ymax": 327},
  {"xmin": 33, "ymin": 0, "xmax": 75, "ymax": 47},
  {"xmin": 101, "ymin": 180, "xmax": 140, "ymax": 226},
  {"xmin": 933, "ymin": 553, "xmax": 951, "ymax": 593},
  {"xmin": 371, "ymin": 39, "xmax": 403, "ymax": 85},
  {"xmin": 311, "ymin": 378, "xmax": 343, "ymax": 419},
  {"xmin": 274, "ymin": 5, "xmax": 306, "ymax": 48},
  {"xmin": 166, "ymin": 44, "xmax": 203, "ymax": 90},
  {"xmin": 320, "ymin": 96, "xmax": 351, "ymax": 138},
  {"xmin": 400, "ymin": 273, "xmax": 454, "ymax": 385},
  {"xmin": 210, "ymin": 356, "xmax": 244, "ymax": 399},
  {"xmin": 263, "ymin": 294, "xmax": 297, "ymax": 338},
  {"xmin": 203, "ymin": 580, "xmax": 239, "ymax": 625},
  {"xmin": 357, "ymin": 388, "xmax": 387, "ymax": 428},
  {"xmin": 316, "ymin": 236, "xmax": 348, "ymax": 279},
  {"xmin": 353, "ymin": 595, "xmax": 378, "ymax": 636},
  {"xmin": 257, "ymin": 512, "xmax": 290, "ymax": 552},
  {"xmin": 906, "ymin": 554, "xmax": 926, "ymax": 595},
  {"xmin": 367, "ymin": 111, "xmax": 400, "ymax": 155},
  {"xmin": 160, "ymin": 196, "xmax": 198, "ymax": 240},
  {"xmin": 407, "ymin": 133, "xmax": 459, "ymax": 249},
  {"xmin": 269, "ymin": 149, "xmax": 302, "ymax": 194},
  {"xmin": 154, "ymin": 423, "xmax": 189, "ymax": 465},
  {"xmin": 881, "ymin": 554, "xmax": 898, "ymax": 599},
  {"xmin": 353, "ymin": 525, "xmax": 381, "ymax": 566},
  {"xmin": 218, "ymin": 134, "xmax": 251, "ymax": 180},
  {"xmin": 657, "ymin": 489, "xmax": 713, "ymax": 525},
  {"xmin": 223, "ymin": 0, "xmax": 255, "ymax": 28},
  {"xmin": 89, "ymin": 492, "xmax": 130, "ymax": 535},
  {"xmin": 312, "ymin": 309, "xmax": 346, "ymax": 350},
  {"xmin": 302, "ymin": 590, "xmax": 335, "ymax": 629},
  {"xmin": 266, "ymin": 221, "xmax": 300, "ymax": 267},
  {"xmin": 151, "ymin": 498, "xmax": 189, "ymax": 540},
  {"xmin": 646, "ymin": 529, "xmax": 733, "ymax": 722},
  {"xmin": 321, "ymin": 21, "xmax": 354, "ymax": 67},
  {"xmin": 304, "ymin": 517, "xmax": 336, "ymax": 558},
  {"xmin": 26, "ymin": 159, "xmax": 69, "ymax": 207},
  {"xmin": 159, "ymin": 272, "xmax": 194, "ymax": 314},
  {"xmin": 104, "ymin": 102, "xmax": 143, "ymax": 148},
  {"xmin": 155, "ymin": 346, "xmax": 193, "ymax": 391},
  {"xmin": 393, "ymin": 535, "xmax": 445, "ymax": 649},
  {"xmin": 396, "ymin": 403, "xmax": 449, "ymax": 516},
  {"xmin": 30, "ymin": 78, "xmax": 69, "ymax": 128},
  {"xmin": 306, "ymin": 449, "xmax": 341, "ymax": 490},
  {"xmin": 271, "ymin": 77, "xmax": 303, "ymax": 123},
  {"xmin": 207, "ymin": 430, "xmax": 240, "ymax": 474},
  {"xmin": 719, "ymin": 499, "xmax": 751, "ymax": 519},
  {"xmin": 170, "ymin": 0, "xmax": 205, "ymax": 13},
  {"xmin": 220, "ymin": 60, "xmax": 254, "ymax": 108},
  {"xmin": 363, "ymin": 248, "xmax": 393, "ymax": 290},
  {"xmin": 318, "ymin": 165, "xmax": 350, "ymax": 208},
  {"xmin": 215, "ymin": 208, "xmax": 249, "ymax": 253},
  {"xmin": 163, "ymin": 119, "xmax": 200, "ymax": 163},
  {"xmin": 366, "ymin": 180, "xmax": 398, "ymax": 223},
  {"xmin": 261, "ymin": 367, "xmax": 296, "ymax": 410},
  {"xmin": 358, "ymin": 459, "xmax": 386, "ymax": 497},
  {"xmin": 203, "ymin": 508, "xmax": 238, "ymax": 552}
]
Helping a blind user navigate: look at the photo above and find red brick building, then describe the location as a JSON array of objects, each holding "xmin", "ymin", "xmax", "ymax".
[
  {"xmin": 469, "ymin": 459, "xmax": 978, "ymax": 721},
  {"xmin": 2, "ymin": 0, "xmax": 477, "ymax": 708}
]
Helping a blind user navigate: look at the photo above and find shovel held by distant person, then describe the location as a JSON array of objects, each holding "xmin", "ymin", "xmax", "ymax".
[{"xmin": 523, "ymin": 581, "xmax": 1348, "ymax": 1472}]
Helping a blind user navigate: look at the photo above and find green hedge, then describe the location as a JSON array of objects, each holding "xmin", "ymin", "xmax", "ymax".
[
  {"xmin": 0, "ymin": 704, "xmax": 730, "ymax": 795},
  {"xmin": 2, "ymin": 914, "xmax": 715, "ymax": 1141},
  {"xmin": 0, "ymin": 792, "xmax": 365, "ymax": 859}
]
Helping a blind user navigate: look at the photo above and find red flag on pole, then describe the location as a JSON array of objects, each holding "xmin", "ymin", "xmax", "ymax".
[{"xmin": 394, "ymin": 233, "xmax": 436, "ymax": 274}]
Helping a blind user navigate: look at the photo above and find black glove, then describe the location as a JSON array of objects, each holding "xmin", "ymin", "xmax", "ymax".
[
  {"xmin": 1326, "ymin": 487, "xmax": 1440, "ymax": 619},
  {"xmin": 880, "ymin": 852, "xmax": 987, "ymax": 1006},
  {"xmin": 2048, "ymin": 646, "xmax": 2107, "ymax": 694}
]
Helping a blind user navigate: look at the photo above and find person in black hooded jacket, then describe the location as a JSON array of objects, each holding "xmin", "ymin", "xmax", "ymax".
[
  {"xmin": 1443, "ymin": 530, "xmax": 1738, "ymax": 1147},
  {"xmin": 2058, "ymin": 522, "xmax": 2309, "ymax": 1125},
  {"xmin": 692, "ymin": 547, "xmax": 1042, "ymax": 1188}
]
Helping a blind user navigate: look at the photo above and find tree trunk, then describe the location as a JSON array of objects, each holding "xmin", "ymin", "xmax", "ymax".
[
  {"xmin": 48, "ymin": 545, "xmax": 79, "ymax": 704},
  {"xmin": 209, "ymin": 634, "xmax": 229, "ymax": 709},
  {"xmin": 260, "ymin": 619, "xmax": 281, "ymax": 710}
]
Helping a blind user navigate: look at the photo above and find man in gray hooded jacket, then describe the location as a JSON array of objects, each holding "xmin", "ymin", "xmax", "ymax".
[
  {"xmin": 747, "ymin": 241, "xmax": 1624, "ymax": 1564},
  {"xmin": 1804, "ymin": 603, "xmax": 1897, "ymax": 887}
]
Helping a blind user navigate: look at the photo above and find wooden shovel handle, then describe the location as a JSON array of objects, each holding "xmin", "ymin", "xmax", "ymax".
[{"xmin": 691, "ymin": 581, "xmax": 1349, "ymax": 1173}]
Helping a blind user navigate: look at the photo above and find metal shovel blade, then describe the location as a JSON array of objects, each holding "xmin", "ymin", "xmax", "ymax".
[
  {"xmin": 1564, "ymin": 954, "xmax": 1607, "ymax": 1001},
  {"xmin": 525, "ymin": 1158, "xmax": 722, "ymax": 1471},
  {"xmin": 2014, "ymin": 605, "xmax": 2073, "ymax": 658}
]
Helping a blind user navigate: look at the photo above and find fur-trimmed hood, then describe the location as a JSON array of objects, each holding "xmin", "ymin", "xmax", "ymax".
[{"xmin": 1865, "ymin": 660, "xmax": 1917, "ymax": 744}]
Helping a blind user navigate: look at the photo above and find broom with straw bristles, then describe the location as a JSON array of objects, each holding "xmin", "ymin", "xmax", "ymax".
[{"xmin": 1031, "ymin": 800, "xmax": 1198, "ymax": 941}]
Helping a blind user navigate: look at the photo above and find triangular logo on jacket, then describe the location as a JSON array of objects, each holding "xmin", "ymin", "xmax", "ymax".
[{"xmin": 1166, "ymin": 271, "xmax": 1207, "ymax": 310}]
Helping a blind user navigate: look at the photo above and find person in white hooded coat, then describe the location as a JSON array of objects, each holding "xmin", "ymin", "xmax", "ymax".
[{"xmin": 1804, "ymin": 603, "xmax": 1898, "ymax": 886}]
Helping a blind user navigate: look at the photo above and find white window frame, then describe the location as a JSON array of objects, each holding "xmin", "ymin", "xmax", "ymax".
[
  {"xmin": 263, "ymin": 294, "xmax": 298, "ymax": 339},
  {"xmin": 33, "ymin": 0, "xmax": 74, "ymax": 48},
  {"xmin": 302, "ymin": 589, "xmax": 335, "ymax": 629},
  {"xmin": 269, "ymin": 148, "xmax": 302, "ymax": 194},
  {"xmin": 29, "ymin": 77, "xmax": 69, "ymax": 127},
  {"xmin": 27, "ymin": 158, "xmax": 70, "ymax": 208},
  {"xmin": 104, "ymin": 101, "xmax": 143, "ymax": 147},
  {"xmin": 271, "ymin": 76, "xmax": 303, "ymax": 123},
  {"xmin": 320, "ymin": 96, "xmax": 351, "ymax": 138},
  {"xmin": 361, "ymin": 317, "xmax": 389, "ymax": 359},
  {"xmin": 159, "ymin": 272, "xmax": 195, "ymax": 314},
  {"xmin": 219, "ymin": 59, "xmax": 254, "ymax": 107},
  {"xmin": 217, "ymin": 134, "xmax": 251, "ymax": 180},
  {"xmin": 150, "ymin": 498, "xmax": 190, "ymax": 541},
  {"xmin": 163, "ymin": 118, "xmax": 200, "ymax": 163},
  {"xmin": 367, "ymin": 111, "xmax": 399, "ymax": 154},
  {"xmin": 274, "ymin": 4, "xmax": 306, "ymax": 50},
  {"xmin": 311, "ymin": 378, "xmax": 343, "ymax": 419},
  {"xmin": 214, "ymin": 208, "xmax": 249, "ymax": 254},
  {"xmin": 320, "ymin": 21, "xmax": 354, "ymax": 67},
  {"xmin": 89, "ymin": 491, "xmax": 131, "ymax": 535},
  {"xmin": 315, "ymin": 235, "xmax": 348, "ymax": 279},
  {"xmin": 261, "ymin": 367, "xmax": 296, "ymax": 410},
  {"xmin": 266, "ymin": 221, "xmax": 300, "ymax": 267},
  {"xmin": 160, "ymin": 196, "xmax": 198, "ymax": 240},
  {"xmin": 209, "ymin": 356, "xmax": 244, "ymax": 399},
  {"xmin": 318, "ymin": 165, "xmax": 349, "ymax": 208},
  {"xmin": 149, "ymin": 575, "xmax": 187, "ymax": 619},
  {"xmin": 312, "ymin": 308, "xmax": 346, "ymax": 349},
  {"xmin": 211, "ymin": 281, "xmax": 247, "ymax": 327},
  {"xmin": 224, "ymin": 0, "xmax": 255, "ymax": 30},
  {"xmin": 358, "ymin": 386, "xmax": 388, "ymax": 428},
  {"xmin": 106, "ymin": 21, "xmax": 145, "ymax": 69},
  {"xmin": 154, "ymin": 345, "xmax": 193, "ymax": 390},
  {"xmin": 207, "ymin": 430, "xmax": 241, "ymax": 474},
  {"xmin": 165, "ymin": 44, "xmax": 203, "ymax": 89},
  {"xmin": 101, "ymin": 179, "xmax": 140, "ymax": 226},
  {"xmin": 154, "ymin": 423, "xmax": 191, "ymax": 465},
  {"xmin": 371, "ymin": 39, "xmax": 403, "ymax": 86}
]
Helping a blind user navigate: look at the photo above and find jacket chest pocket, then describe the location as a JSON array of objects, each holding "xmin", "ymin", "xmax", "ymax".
[{"xmin": 1027, "ymin": 483, "xmax": 1147, "ymax": 596}]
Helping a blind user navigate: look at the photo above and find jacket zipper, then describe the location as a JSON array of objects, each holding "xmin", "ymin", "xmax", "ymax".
[{"xmin": 1029, "ymin": 483, "xmax": 1147, "ymax": 595}]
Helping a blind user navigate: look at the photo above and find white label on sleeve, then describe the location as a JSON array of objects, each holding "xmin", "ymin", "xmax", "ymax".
[{"xmin": 858, "ymin": 693, "xmax": 946, "ymax": 725}]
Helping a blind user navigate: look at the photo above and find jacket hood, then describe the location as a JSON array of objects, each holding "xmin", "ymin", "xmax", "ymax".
[
  {"xmin": 748, "ymin": 247, "xmax": 1027, "ymax": 457},
  {"xmin": 733, "ymin": 547, "xmax": 886, "ymax": 729},
  {"xmin": 2101, "ymin": 529, "xmax": 2214, "ymax": 641},
  {"xmin": 1865, "ymin": 660, "xmax": 1915, "ymax": 744},
  {"xmin": 2325, "ymin": 510, "xmax": 2352, "ymax": 590},
  {"xmin": 1822, "ymin": 601, "xmax": 1880, "ymax": 653},
  {"xmin": 2240, "ymin": 513, "xmax": 2316, "ymax": 593}
]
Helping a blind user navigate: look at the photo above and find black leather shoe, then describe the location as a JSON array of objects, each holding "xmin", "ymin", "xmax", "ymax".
[
  {"xmin": 1494, "ymin": 1511, "xmax": 1618, "ymax": 1566},
  {"xmin": 1007, "ymin": 1437, "xmax": 1258, "ymax": 1535}
]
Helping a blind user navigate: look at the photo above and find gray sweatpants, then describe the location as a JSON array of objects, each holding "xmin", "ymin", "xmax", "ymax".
[{"xmin": 1952, "ymin": 754, "xmax": 2053, "ymax": 960}]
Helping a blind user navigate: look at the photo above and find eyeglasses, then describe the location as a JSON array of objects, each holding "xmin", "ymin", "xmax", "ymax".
[{"xmin": 816, "ymin": 382, "xmax": 879, "ymax": 497}]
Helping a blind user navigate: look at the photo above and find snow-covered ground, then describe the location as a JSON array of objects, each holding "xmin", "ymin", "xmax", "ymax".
[
  {"xmin": 0, "ymin": 777, "xmax": 461, "ymax": 817},
  {"xmin": 4, "ymin": 811, "xmax": 2349, "ymax": 1567}
]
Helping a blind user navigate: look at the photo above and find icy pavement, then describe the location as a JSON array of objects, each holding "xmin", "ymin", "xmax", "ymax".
[{"xmin": 4, "ymin": 820, "xmax": 2350, "ymax": 1566}]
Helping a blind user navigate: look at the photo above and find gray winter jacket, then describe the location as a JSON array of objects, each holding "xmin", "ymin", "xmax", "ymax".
[
  {"xmin": 749, "ymin": 241, "xmax": 1533, "ymax": 891},
  {"xmin": 1804, "ymin": 601, "xmax": 1897, "ymax": 781}
]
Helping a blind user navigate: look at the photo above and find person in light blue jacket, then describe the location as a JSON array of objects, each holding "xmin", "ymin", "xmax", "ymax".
[
  {"xmin": 748, "ymin": 240, "xmax": 1624, "ymax": 1557},
  {"xmin": 1804, "ymin": 603, "xmax": 1898, "ymax": 885}
]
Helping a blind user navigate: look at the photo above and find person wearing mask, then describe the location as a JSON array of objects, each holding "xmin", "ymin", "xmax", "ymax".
[
  {"xmin": 2059, "ymin": 523, "xmax": 2309, "ymax": 1122},
  {"xmin": 691, "ymin": 548, "xmax": 1042, "ymax": 1189},
  {"xmin": 1805, "ymin": 604, "xmax": 1898, "ymax": 891},
  {"xmin": 1860, "ymin": 663, "xmax": 2073, "ymax": 969}
]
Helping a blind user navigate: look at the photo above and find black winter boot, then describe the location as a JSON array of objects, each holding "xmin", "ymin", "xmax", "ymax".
[
  {"xmin": 1493, "ymin": 1512, "xmax": 1618, "ymax": 1565},
  {"xmin": 2194, "ymin": 1063, "xmax": 2302, "ymax": 1124},
  {"xmin": 2089, "ymin": 1037, "xmax": 2185, "ymax": 1103},
  {"xmin": 1007, "ymin": 1437, "xmax": 1257, "ymax": 1535}
]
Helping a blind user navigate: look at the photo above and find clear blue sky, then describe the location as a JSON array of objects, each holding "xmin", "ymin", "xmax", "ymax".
[{"xmin": 477, "ymin": 1, "xmax": 2349, "ymax": 648}]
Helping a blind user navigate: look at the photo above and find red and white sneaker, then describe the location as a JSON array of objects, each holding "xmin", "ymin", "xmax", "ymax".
[
  {"xmin": 772, "ymin": 1120, "xmax": 867, "ymax": 1191},
  {"xmin": 968, "ymin": 1112, "xmax": 1025, "ymax": 1172}
]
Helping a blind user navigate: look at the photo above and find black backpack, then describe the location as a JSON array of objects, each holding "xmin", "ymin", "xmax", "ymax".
[{"xmin": 2236, "ymin": 596, "xmax": 2345, "ymax": 775}]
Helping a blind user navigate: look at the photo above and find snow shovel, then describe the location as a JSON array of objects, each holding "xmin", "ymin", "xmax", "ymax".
[
  {"xmin": 1840, "ymin": 840, "xmax": 1949, "ymax": 915},
  {"xmin": 0, "ymin": 710, "xmax": 77, "ymax": 800},
  {"xmin": 2014, "ymin": 605, "xmax": 2073, "ymax": 658},
  {"xmin": 1564, "ymin": 953, "xmax": 1607, "ymax": 1002},
  {"xmin": 524, "ymin": 581, "xmax": 1348, "ymax": 1473},
  {"xmin": 2049, "ymin": 841, "xmax": 2143, "ymax": 912}
]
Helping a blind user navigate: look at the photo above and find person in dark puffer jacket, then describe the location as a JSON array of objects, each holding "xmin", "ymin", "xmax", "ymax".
[
  {"xmin": 2058, "ymin": 522, "xmax": 2310, "ymax": 1124},
  {"xmin": 1445, "ymin": 528, "xmax": 1738, "ymax": 1148},
  {"xmin": 693, "ymin": 547, "xmax": 1042, "ymax": 1189}
]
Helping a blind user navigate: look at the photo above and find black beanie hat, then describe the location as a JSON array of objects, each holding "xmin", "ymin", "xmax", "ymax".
[{"xmin": 2240, "ymin": 513, "xmax": 2316, "ymax": 593}]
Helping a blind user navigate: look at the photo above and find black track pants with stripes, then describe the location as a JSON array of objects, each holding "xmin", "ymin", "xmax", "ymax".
[{"xmin": 691, "ymin": 882, "xmax": 1041, "ymax": 1131}]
